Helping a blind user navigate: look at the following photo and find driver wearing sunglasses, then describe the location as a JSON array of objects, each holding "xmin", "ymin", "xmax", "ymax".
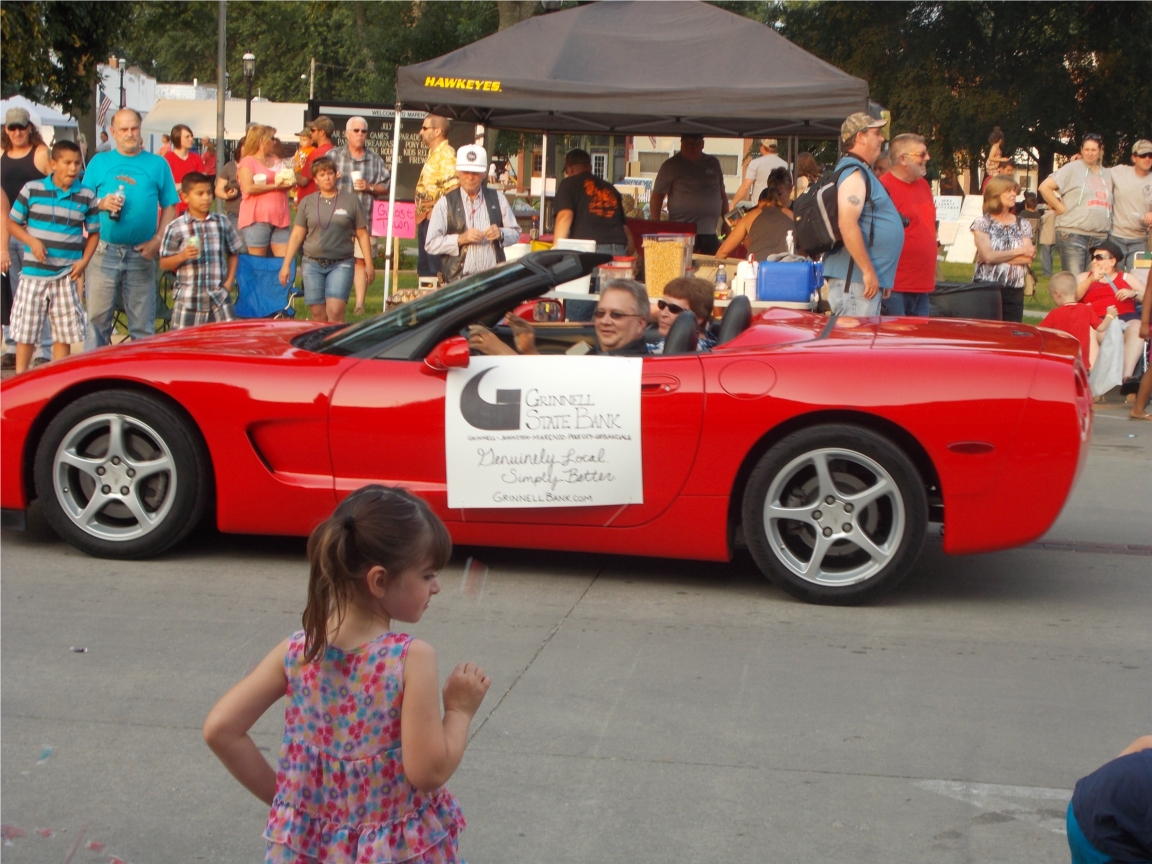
[{"xmin": 468, "ymin": 279, "xmax": 653, "ymax": 356}]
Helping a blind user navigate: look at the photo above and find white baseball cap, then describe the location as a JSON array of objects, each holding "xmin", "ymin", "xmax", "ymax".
[{"xmin": 456, "ymin": 144, "xmax": 488, "ymax": 173}]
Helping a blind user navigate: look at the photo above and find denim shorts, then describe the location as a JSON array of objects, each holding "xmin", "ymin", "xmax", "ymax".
[
  {"xmin": 241, "ymin": 221, "xmax": 290, "ymax": 248},
  {"xmin": 302, "ymin": 257, "xmax": 354, "ymax": 305}
]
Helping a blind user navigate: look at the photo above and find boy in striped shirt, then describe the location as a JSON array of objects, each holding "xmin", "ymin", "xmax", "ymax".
[{"xmin": 6, "ymin": 140, "xmax": 99, "ymax": 373}]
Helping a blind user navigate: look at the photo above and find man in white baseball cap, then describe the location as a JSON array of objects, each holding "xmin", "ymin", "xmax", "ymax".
[{"xmin": 424, "ymin": 144, "xmax": 520, "ymax": 282}]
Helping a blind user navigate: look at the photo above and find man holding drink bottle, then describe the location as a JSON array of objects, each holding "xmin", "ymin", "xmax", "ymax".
[
  {"xmin": 331, "ymin": 116, "xmax": 389, "ymax": 314},
  {"xmin": 82, "ymin": 108, "xmax": 179, "ymax": 348}
]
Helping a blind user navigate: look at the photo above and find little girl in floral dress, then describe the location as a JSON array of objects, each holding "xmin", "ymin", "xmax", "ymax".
[{"xmin": 205, "ymin": 485, "xmax": 491, "ymax": 862}]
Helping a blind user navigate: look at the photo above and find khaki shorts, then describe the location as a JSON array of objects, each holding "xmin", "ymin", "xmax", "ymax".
[{"xmin": 353, "ymin": 239, "xmax": 377, "ymax": 261}]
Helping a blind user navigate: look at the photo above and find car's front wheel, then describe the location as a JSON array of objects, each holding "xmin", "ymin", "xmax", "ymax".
[
  {"xmin": 742, "ymin": 424, "xmax": 927, "ymax": 605},
  {"xmin": 34, "ymin": 390, "xmax": 209, "ymax": 559}
]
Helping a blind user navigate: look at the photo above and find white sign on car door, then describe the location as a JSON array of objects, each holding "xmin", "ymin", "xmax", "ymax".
[{"xmin": 445, "ymin": 355, "xmax": 643, "ymax": 508}]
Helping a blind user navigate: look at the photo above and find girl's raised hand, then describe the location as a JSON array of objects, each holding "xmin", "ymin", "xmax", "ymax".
[{"xmin": 442, "ymin": 662, "xmax": 491, "ymax": 718}]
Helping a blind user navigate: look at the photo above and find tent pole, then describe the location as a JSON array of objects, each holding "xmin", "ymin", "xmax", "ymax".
[
  {"xmin": 215, "ymin": 0, "xmax": 226, "ymax": 214},
  {"xmin": 383, "ymin": 101, "xmax": 402, "ymax": 309},
  {"xmin": 539, "ymin": 132, "xmax": 547, "ymax": 235}
]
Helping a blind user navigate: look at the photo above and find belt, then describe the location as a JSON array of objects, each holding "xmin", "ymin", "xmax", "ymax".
[{"xmin": 304, "ymin": 256, "xmax": 352, "ymax": 266}]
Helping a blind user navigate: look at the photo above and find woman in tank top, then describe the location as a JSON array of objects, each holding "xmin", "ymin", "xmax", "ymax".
[{"xmin": 716, "ymin": 167, "xmax": 797, "ymax": 261}]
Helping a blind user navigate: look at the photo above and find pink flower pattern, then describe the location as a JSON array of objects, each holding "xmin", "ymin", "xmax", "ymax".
[{"xmin": 264, "ymin": 631, "xmax": 464, "ymax": 863}]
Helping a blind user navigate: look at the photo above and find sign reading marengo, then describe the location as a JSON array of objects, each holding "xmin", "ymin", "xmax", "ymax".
[{"xmin": 445, "ymin": 356, "xmax": 643, "ymax": 509}]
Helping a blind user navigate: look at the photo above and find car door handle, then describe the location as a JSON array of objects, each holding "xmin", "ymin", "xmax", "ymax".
[{"xmin": 641, "ymin": 374, "xmax": 680, "ymax": 393}]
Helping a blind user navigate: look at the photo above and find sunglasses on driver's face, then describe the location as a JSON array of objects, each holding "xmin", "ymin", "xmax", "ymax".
[
  {"xmin": 657, "ymin": 299, "xmax": 688, "ymax": 315},
  {"xmin": 593, "ymin": 308, "xmax": 643, "ymax": 321}
]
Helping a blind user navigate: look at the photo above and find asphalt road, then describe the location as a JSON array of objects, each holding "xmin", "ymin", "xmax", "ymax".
[{"xmin": 1, "ymin": 401, "xmax": 1148, "ymax": 863}]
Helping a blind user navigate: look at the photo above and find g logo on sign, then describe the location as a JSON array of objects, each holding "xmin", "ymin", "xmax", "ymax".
[{"xmin": 460, "ymin": 368, "xmax": 521, "ymax": 430}]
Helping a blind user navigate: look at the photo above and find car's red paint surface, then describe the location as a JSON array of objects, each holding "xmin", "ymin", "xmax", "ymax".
[{"xmin": 1, "ymin": 308, "xmax": 1090, "ymax": 563}]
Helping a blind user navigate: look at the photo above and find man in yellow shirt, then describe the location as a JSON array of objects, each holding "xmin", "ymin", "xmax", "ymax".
[{"xmin": 415, "ymin": 115, "xmax": 458, "ymax": 281}]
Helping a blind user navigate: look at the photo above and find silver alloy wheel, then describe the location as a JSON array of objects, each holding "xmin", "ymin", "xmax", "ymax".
[
  {"xmin": 52, "ymin": 413, "xmax": 178, "ymax": 542},
  {"xmin": 762, "ymin": 447, "xmax": 906, "ymax": 587}
]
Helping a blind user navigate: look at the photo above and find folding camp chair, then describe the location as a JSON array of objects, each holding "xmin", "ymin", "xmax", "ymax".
[
  {"xmin": 111, "ymin": 270, "xmax": 174, "ymax": 338},
  {"xmin": 234, "ymin": 254, "xmax": 302, "ymax": 319}
]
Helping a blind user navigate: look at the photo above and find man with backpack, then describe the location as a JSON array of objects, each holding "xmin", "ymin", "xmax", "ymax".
[{"xmin": 807, "ymin": 113, "xmax": 905, "ymax": 316}]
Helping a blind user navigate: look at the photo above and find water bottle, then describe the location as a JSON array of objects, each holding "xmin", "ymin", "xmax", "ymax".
[
  {"xmin": 715, "ymin": 263, "xmax": 729, "ymax": 299},
  {"xmin": 530, "ymin": 215, "xmax": 539, "ymax": 242},
  {"xmin": 786, "ymin": 230, "xmax": 794, "ymax": 255},
  {"xmin": 108, "ymin": 184, "xmax": 126, "ymax": 222}
]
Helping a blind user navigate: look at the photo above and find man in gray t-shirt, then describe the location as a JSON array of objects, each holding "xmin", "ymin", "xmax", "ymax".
[
  {"xmin": 1107, "ymin": 139, "xmax": 1152, "ymax": 271},
  {"xmin": 650, "ymin": 135, "xmax": 729, "ymax": 254},
  {"xmin": 1039, "ymin": 134, "xmax": 1113, "ymax": 275}
]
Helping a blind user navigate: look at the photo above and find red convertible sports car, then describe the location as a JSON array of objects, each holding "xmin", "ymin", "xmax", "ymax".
[{"xmin": 1, "ymin": 251, "xmax": 1091, "ymax": 604}]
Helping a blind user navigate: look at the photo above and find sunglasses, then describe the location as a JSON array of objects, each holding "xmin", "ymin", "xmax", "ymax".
[
  {"xmin": 1136, "ymin": 152, "xmax": 1152, "ymax": 158},
  {"xmin": 657, "ymin": 299, "xmax": 688, "ymax": 315},
  {"xmin": 592, "ymin": 309, "xmax": 644, "ymax": 321},
  {"xmin": 348, "ymin": 128, "xmax": 367, "ymax": 134},
  {"xmin": 1091, "ymin": 253, "xmax": 1114, "ymax": 261},
  {"xmin": 1082, "ymin": 133, "xmax": 1103, "ymax": 143},
  {"xmin": 6, "ymin": 123, "xmax": 28, "ymax": 132}
]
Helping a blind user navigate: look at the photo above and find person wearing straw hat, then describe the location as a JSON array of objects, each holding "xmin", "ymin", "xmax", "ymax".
[{"xmin": 424, "ymin": 144, "xmax": 519, "ymax": 283}]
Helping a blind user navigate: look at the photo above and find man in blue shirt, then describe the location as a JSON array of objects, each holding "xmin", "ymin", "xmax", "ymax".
[
  {"xmin": 822, "ymin": 113, "xmax": 906, "ymax": 316},
  {"xmin": 81, "ymin": 108, "xmax": 179, "ymax": 348}
]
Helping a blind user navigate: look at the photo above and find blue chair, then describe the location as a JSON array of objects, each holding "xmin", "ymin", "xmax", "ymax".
[{"xmin": 234, "ymin": 254, "xmax": 302, "ymax": 319}]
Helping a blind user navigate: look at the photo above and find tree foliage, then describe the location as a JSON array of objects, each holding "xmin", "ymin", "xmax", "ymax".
[
  {"xmin": 761, "ymin": 1, "xmax": 1152, "ymax": 185},
  {"xmin": 0, "ymin": 0, "xmax": 134, "ymax": 112}
]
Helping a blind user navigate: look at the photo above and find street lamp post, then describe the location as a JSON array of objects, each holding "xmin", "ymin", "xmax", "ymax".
[
  {"xmin": 118, "ymin": 57, "xmax": 127, "ymax": 108},
  {"xmin": 242, "ymin": 52, "xmax": 256, "ymax": 126}
]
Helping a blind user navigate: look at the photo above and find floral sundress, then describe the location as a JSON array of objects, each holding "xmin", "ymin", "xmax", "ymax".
[{"xmin": 264, "ymin": 631, "xmax": 464, "ymax": 863}]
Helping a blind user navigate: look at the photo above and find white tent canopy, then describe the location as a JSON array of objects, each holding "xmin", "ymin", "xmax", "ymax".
[
  {"xmin": 141, "ymin": 98, "xmax": 306, "ymax": 141},
  {"xmin": 0, "ymin": 95, "xmax": 77, "ymax": 129}
]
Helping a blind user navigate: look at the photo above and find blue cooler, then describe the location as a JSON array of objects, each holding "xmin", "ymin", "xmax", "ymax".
[{"xmin": 756, "ymin": 260, "xmax": 823, "ymax": 302}]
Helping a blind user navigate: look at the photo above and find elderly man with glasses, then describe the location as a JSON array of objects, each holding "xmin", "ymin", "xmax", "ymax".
[
  {"xmin": 469, "ymin": 280, "xmax": 652, "ymax": 357},
  {"xmin": 414, "ymin": 115, "xmax": 458, "ymax": 282},
  {"xmin": 879, "ymin": 133, "xmax": 938, "ymax": 317},
  {"xmin": 1107, "ymin": 139, "xmax": 1152, "ymax": 272},
  {"xmin": 1039, "ymin": 133, "xmax": 1114, "ymax": 277},
  {"xmin": 331, "ymin": 116, "xmax": 389, "ymax": 314}
]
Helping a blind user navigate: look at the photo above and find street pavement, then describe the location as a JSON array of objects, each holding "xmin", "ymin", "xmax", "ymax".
[{"xmin": 1, "ymin": 402, "xmax": 1148, "ymax": 863}]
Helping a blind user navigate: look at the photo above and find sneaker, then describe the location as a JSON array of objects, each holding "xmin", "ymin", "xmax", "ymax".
[
  {"xmin": 0, "ymin": 354, "xmax": 14, "ymax": 370},
  {"xmin": 31, "ymin": 356, "xmax": 50, "ymax": 367}
]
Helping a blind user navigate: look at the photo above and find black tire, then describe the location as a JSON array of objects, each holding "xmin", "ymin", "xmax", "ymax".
[
  {"xmin": 742, "ymin": 424, "xmax": 927, "ymax": 605},
  {"xmin": 34, "ymin": 390, "xmax": 209, "ymax": 559}
]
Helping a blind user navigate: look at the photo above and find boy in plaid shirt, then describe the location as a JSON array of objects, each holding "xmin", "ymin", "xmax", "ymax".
[
  {"xmin": 160, "ymin": 172, "xmax": 245, "ymax": 329},
  {"xmin": 6, "ymin": 140, "xmax": 99, "ymax": 373}
]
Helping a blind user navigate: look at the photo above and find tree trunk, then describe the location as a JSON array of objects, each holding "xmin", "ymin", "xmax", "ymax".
[
  {"xmin": 1036, "ymin": 144, "xmax": 1055, "ymax": 185},
  {"xmin": 498, "ymin": 1, "xmax": 538, "ymax": 31}
]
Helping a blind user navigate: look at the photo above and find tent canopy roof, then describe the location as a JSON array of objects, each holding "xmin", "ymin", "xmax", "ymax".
[
  {"xmin": 0, "ymin": 95, "xmax": 77, "ymax": 129},
  {"xmin": 141, "ymin": 99, "xmax": 306, "ymax": 141},
  {"xmin": 396, "ymin": 1, "xmax": 867, "ymax": 138}
]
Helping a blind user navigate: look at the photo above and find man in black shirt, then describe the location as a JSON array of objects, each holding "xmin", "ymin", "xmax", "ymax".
[{"xmin": 552, "ymin": 149, "xmax": 632, "ymax": 255}]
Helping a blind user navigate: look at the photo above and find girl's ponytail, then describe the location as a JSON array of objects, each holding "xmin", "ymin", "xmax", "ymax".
[{"xmin": 301, "ymin": 485, "xmax": 452, "ymax": 663}]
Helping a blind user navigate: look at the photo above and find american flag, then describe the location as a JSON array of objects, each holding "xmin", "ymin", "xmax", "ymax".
[{"xmin": 96, "ymin": 88, "xmax": 113, "ymax": 128}]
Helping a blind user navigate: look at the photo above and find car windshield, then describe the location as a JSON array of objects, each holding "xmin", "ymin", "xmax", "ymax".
[{"xmin": 314, "ymin": 262, "xmax": 538, "ymax": 356}]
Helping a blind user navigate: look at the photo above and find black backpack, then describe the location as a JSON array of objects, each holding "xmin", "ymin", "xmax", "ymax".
[{"xmin": 793, "ymin": 158, "xmax": 873, "ymax": 259}]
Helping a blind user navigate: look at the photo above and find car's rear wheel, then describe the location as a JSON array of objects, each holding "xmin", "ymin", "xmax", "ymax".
[
  {"xmin": 34, "ymin": 390, "xmax": 209, "ymax": 559},
  {"xmin": 742, "ymin": 424, "xmax": 926, "ymax": 605}
]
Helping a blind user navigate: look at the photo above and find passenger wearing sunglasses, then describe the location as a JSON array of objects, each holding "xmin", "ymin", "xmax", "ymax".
[
  {"xmin": 468, "ymin": 279, "xmax": 652, "ymax": 357},
  {"xmin": 2, "ymin": 107, "xmax": 52, "ymax": 369},
  {"xmin": 1107, "ymin": 139, "xmax": 1152, "ymax": 272},
  {"xmin": 1039, "ymin": 133, "xmax": 1113, "ymax": 276},
  {"xmin": 1076, "ymin": 239, "xmax": 1147, "ymax": 381},
  {"xmin": 649, "ymin": 276, "xmax": 715, "ymax": 353}
]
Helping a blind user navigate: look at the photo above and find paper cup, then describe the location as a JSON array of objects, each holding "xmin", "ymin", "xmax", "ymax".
[
  {"xmin": 351, "ymin": 170, "xmax": 363, "ymax": 183},
  {"xmin": 253, "ymin": 173, "xmax": 267, "ymax": 184}
]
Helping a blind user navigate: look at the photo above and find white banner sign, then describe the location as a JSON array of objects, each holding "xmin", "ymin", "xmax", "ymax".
[{"xmin": 445, "ymin": 356, "xmax": 643, "ymax": 509}]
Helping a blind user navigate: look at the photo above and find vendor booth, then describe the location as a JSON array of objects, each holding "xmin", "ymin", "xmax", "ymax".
[{"xmin": 369, "ymin": 0, "xmax": 869, "ymax": 300}]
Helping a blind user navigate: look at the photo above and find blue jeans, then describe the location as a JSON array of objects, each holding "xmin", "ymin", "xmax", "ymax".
[
  {"xmin": 4, "ymin": 237, "xmax": 52, "ymax": 358},
  {"xmin": 301, "ymin": 257, "xmax": 354, "ymax": 305},
  {"xmin": 85, "ymin": 243, "xmax": 159, "ymax": 350},
  {"xmin": 1055, "ymin": 231, "xmax": 1094, "ymax": 277},
  {"xmin": 881, "ymin": 291, "xmax": 932, "ymax": 317},
  {"xmin": 1108, "ymin": 234, "xmax": 1150, "ymax": 272},
  {"xmin": 1040, "ymin": 244, "xmax": 1054, "ymax": 277},
  {"xmin": 827, "ymin": 277, "xmax": 882, "ymax": 316}
]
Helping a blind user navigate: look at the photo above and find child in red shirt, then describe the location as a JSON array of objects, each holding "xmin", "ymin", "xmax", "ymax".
[{"xmin": 1040, "ymin": 271, "xmax": 1116, "ymax": 369}]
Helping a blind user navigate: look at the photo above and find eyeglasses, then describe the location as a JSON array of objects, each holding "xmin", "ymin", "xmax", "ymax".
[
  {"xmin": 657, "ymin": 299, "xmax": 688, "ymax": 315},
  {"xmin": 592, "ymin": 309, "xmax": 644, "ymax": 321},
  {"xmin": 348, "ymin": 128, "xmax": 367, "ymax": 134},
  {"xmin": 1091, "ymin": 253, "xmax": 1114, "ymax": 261},
  {"xmin": 6, "ymin": 123, "xmax": 28, "ymax": 132}
]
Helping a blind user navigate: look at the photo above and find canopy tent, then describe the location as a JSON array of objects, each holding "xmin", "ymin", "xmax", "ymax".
[
  {"xmin": 0, "ymin": 95, "xmax": 77, "ymax": 129},
  {"xmin": 141, "ymin": 98, "xmax": 306, "ymax": 141},
  {"xmin": 395, "ymin": 0, "xmax": 868, "ymax": 138}
]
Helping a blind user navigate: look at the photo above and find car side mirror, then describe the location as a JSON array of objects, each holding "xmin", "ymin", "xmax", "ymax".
[{"xmin": 424, "ymin": 336, "xmax": 470, "ymax": 372}]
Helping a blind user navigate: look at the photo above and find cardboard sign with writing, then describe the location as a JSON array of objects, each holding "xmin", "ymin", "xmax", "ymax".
[
  {"xmin": 445, "ymin": 356, "xmax": 644, "ymax": 509},
  {"xmin": 371, "ymin": 201, "xmax": 417, "ymax": 239}
]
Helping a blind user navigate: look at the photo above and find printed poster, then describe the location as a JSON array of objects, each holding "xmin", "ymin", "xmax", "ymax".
[{"xmin": 445, "ymin": 356, "xmax": 643, "ymax": 509}]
